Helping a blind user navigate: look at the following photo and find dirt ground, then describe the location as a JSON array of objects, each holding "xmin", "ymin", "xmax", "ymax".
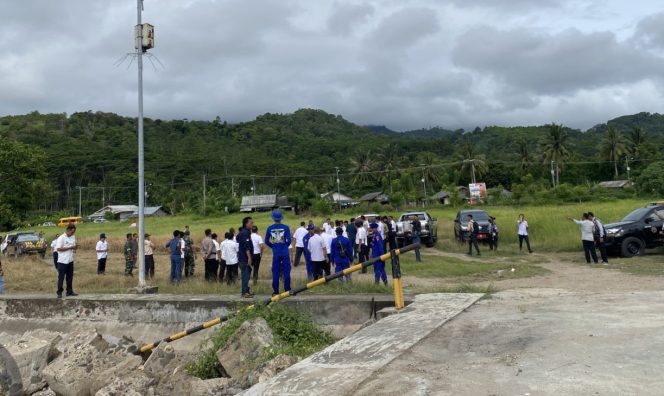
[{"xmin": 355, "ymin": 252, "xmax": 664, "ymax": 395}]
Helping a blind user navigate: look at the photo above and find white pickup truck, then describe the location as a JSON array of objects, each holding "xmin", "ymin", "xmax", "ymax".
[{"xmin": 396, "ymin": 212, "xmax": 438, "ymax": 247}]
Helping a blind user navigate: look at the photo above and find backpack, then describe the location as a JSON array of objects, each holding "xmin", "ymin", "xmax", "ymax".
[
  {"xmin": 593, "ymin": 220, "xmax": 606, "ymax": 240},
  {"xmin": 471, "ymin": 220, "xmax": 479, "ymax": 235},
  {"xmin": 337, "ymin": 240, "xmax": 347, "ymax": 259}
]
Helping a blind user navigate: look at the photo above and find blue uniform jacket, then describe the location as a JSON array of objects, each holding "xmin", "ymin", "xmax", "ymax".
[
  {"xmin": 303, "ymin": 233, "xmax": 312, "ymax": 259},
  {"xmin": 237, "ymin": 228, "xmax": 253, "ymax": 263},
  {"xmin": 371, "ymin": 234, "xmax": 385, "ymax": 258},
  {"xmin": 330, "ymin": 236, "xmax": 353, "ymax": 264},
  {"xmin": 265, "ymin": 223, "xmax": 292, "ymax": 257}
]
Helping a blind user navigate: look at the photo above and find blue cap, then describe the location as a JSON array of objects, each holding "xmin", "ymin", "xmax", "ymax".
[
  {"xmin": 272, "ymin": 210, "xmax": 284, "ymax": 221},
  {"xmin": 308, "ymin": 224, "xmax": 315, "ymax": 230},
  {"xmin": 370, "ymin": 223, "xmax": 379, "ymax": 229}
]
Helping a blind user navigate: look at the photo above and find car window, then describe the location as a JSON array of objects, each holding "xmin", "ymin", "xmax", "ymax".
[
  {"xmin": 463, "ymin": 211, "xmax": 489, "ymax": 221},
  {"xmin": 17, "ymin": 235, "xmax": 39, "ymax": 242},
  {"xmin": 622, "ymin": 208, "xmax": 651, "ymax": 222},
  {"xmin": 648, "ymin": 210, "xmax": 664, "ymax": 222}
]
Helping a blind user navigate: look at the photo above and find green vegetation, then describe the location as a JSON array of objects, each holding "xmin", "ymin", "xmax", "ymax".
[
  {"xmin": 188, "ymin": 304, "xmax": 335, "ymax": 379},
  {"xmin": 2, "ymin": 109, "xmax": 664, "ymax": 229}
]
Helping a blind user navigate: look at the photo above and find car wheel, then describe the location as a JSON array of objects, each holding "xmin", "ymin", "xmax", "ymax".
[
  {"xmin": 621, "ymin": 237, "xmax": 645, "ymax": 258},
  {"xmin": 425, "ymin": 238, "xmax": 435, "ymax": 248}
]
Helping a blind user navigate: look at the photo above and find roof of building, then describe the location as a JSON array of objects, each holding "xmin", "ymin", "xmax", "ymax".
[
  {"xmin": 598, "ymin": 180, "xmax": 633, "ymax": 188},
  {"xmin": 320, "ymin": 192, "xmax": 355, "ymax": 202},
  {"xmin": 240, "ymin": 195, "xmax": 278, "ymax": 210},
  {"xmin": 359, "ymin": 191, "xmax": 386, "ymax": 201},
  {"xmin": 430, "ymin": 190, "xmax": 451, "ymax": 200}
]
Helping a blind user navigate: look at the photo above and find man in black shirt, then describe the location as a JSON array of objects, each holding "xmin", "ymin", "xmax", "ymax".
[
  {"xmin": 237, "ymin": 217, "xmax": 255, "ymax": 298},
  {"xmin": 466, "ymin": 214, "xmax": 481, "ymax": 256},
  {"xmin": 411, "ymin": 215, "xmax": 422, "ymax": 262}
]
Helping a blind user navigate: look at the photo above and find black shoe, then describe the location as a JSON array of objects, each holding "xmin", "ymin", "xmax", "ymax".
[
  {"xmin": 66, "ymin": 293, "xmax": 78, "ymax": 297},
  {"xmin": 56, "ymin": 294, "xmax": 62, "ymax": 299}
]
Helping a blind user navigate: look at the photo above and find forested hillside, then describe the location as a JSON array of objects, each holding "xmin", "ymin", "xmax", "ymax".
[{"xmin": 1, "ymin": 109, "xmax": 664, "ymax": 227}]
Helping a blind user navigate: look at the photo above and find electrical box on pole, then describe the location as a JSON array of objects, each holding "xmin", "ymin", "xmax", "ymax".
[{"xmin": 135, "ymin": 23, "xmax": 155, "ymax": 51}]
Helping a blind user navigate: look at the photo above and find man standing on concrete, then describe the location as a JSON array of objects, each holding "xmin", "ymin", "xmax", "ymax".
[
  {"xmin": 308, "ymin": 227, "xmax": 328, "ymax": 280},
  {"xmin": 166, "ymin": 230, "xmax": 183, "ymax": 284},
  {"xmin": 251, "ymin": 225, "xmax": 265, "ymax": 285},
  {"xmin": 238, "ymin": 217, "xmax": 255, "ymax": 298},
  {"xmin": 95, "ymin": 233, "xmax": 108, "ymax": 275},
  {"xmin": 124, "ymin": 233, "xmax": 136, "ymax": 276},
  {"xmin": 292, "ymin": 221, "xmax": 308, "ymax": 268},
  {"xmin": 183, "ymin": 230, "xmax": 196, "ymax": 278},
  {"xmin": 265, "ymin": 210, "xmax": 292, "ymax": 296},
  {"xmin": 331, "ymin": 227, "xmax": 353, "ymax": 285},
  {"xmin": 201, "ymin": 229, "xmax": 217, "ymax": 281},
  {"xmin": 55, "ymin": 225, "xmax": 78, "ymax": 298},
  {"xmin": 144, "ymin": 233, "xmax": 156, "ymax": 279}
]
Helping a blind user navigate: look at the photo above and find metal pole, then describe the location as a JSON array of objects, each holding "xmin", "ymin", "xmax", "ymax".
[
  {"xmin": 136, "ymin": 0, "xmax": 146, "ymax": 288},
  {"xmin": 78, "ymin": 187, "xmax": 82, "ymax": 217},
  {"xmin": 335, "ymin": 166, "xmax": 341, "ymax": 211},
  {"xmin": 102, "ymin": 187, "xmax": 105, "ymax": 208},
  {"xmin": 421, "ymin": 166, "xmax": 427, "ymax": 206},
  {"xmin": 202, "ymin": 173, "xmax": 206, "ymax": 215},
  {"xmin": 550, "ymin": 160, "xmax": 555, "ymax": 187},
  {"xmin": 626, "ymin": 157, "xmax": 631, "ymax": 180},
  {"xmin": 252, "ymin": 176, "xmax": 256, "ymax": 196}
]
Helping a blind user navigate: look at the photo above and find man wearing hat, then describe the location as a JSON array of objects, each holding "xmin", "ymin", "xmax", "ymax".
[
  {"xmin": 330, "ymin": 227, "xmax": 353, "ymax": 285},
  {"xmin": 265, "ymin": 210, "xmax": 292, "ymax": 296},
  {"xmin": 302, "ymin": 224, "xmax": 315, "ymax": 280},
  {"xmin": 95, "ymin": 233, "xmax": 108, "ymax": 275},
  {"xmin": 370, "ymin": 223, "xmax": 388, "ymax": 285}
]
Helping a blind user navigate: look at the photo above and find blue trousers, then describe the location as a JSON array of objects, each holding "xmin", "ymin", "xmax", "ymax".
[
  {"xmin": 304, "ymin": 255, "xmax": 313, "ymax": 280},
  {"xmin": 335, "ymin": 260, "xmax": 351, "ymax": 284},
  {"xmin": 272, "ymin": 255, "xmax": 291, "ymax": 294},
  {"xmin": 412, "ymin": 232, "xmax": 422, "ymax": 262},
  {"xmin": 0, "ymin": 275, "xmax": 4, "ymax": 294},
  {"xmin": 239, "ymin": 262, "xmax": 251, "ymax": 295},
  {"xmin": 170, "ymin": 256, "xmax": 182, "ymax": 283},
  {"xmin": 374, "ymin": 261, "xmax": 387, "ymax": 284}
]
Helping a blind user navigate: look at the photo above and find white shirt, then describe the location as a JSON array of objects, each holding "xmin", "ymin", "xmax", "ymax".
[
  {"xmin": 517, "ymin": 220, "xmax": 529, "ymax": 236},
  {"xmin": 144, "ymin": 239, "xmax": 154, "ymax": 256},
  {"xmin": 573, "ymin": 219, "xmax": 595, "ymax": 241},
  {"xmin": 95, "ymin": 240, "xmax": 108, "ymax": 260},
  {"xmin": 378, "ymin": 222, "xmax": 386, "ymax": 239},
  {"xmin": 356, "ymin": 227, "xmax": 368, "ymax": 245},
  {"xmin": 55, "ymin": 233, "xmax": 76, "ymax": 264},
  {"xmin": 593, "ymin": 218, "xmax": 606, "ymax": 238},
  {"xmin": 214, "ymin": 239, "xmax": 221, "ymax": 257},
  {"xmin": 180, "ymin": 239, "xmax": 186, "ymax": 259},
  {"xmin": 390, "ymin": 220, "xmax": 397, "ymax": 232},
  {"xmin": 294, "ymin": 227, "xmax": 307, "ymax": 248},
  {"xmin": 251, "ymin": 233, "xmax": 264, "ymax": 254},
  {"xmin": 321, "ymin": 232, "xmax": 333, "ymax": 254},
  {"xmin": 50, "ymin": 239, "xmax": 58, "ymax": 253},
  {"xmin": 308, "ymin": 234, "xmax": 327, "ymax": 261},
  {"xmin": 342, "ymin": 225, "xmax": 348, "ymax": 239},
  {"xmin": 220, "ymin": 239, "xmax": 239, "ymax": 265}
]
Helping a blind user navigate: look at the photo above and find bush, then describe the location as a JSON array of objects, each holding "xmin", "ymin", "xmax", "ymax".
[
  {"xmin": 187, "ymin": 304, "xmax": 334, "ymax": 379},
  {"xmin": 637, "ymin": 161, "xmax": 664, "ymax": 196}
]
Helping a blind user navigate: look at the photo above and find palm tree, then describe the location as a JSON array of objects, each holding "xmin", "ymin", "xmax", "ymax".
[
  {"xmin": 457, "ymin": 138, "xmax": 487, "ymax": 184},
  {"xmin": 628, "ymin": 126, "xmax": 646, "ymax": 157},
  {"xmin": 600, "ymin": 126, "xmax": 626, "ymax": 178},
  {"xmin": 541, "ymin": 123, "xmax": 570, "ymax": 186},
  {"xmin": 379, "ymin": 143, "xmax": 402, "ymax": 193},
  {"xmin": 517, "ymin": 139, "xmax": 532, "ymax": 173},
  {"xmin": 349, "ymin": 150, "xmax": 375, "ymax": 185}
]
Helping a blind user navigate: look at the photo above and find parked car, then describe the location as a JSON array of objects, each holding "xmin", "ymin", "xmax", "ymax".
[
  {"xmin": 93, "ymin": 218, "xmax": 109, "ymax": 224},
  {"xmin": 395, "ymin": 212, "xmax": 438, "ymax": 247},
  {"xmin": 604, "ymin": 203, "xmax": 664, "ymax": 257},
  {"xmin": 1, "ymin": 232, "xmax": 47, "ymax": 258},
  {"xmin": 41, "ymin": 222, "xmax": 56, "ymax": 227},
  {"xmin": 454, "ymin": 210, "xmax": 491, "ymax": 242}
]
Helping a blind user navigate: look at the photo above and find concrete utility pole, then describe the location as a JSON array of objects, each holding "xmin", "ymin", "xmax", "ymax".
[
  {"xmin": 136, "ymin": 0, "xmax": 146, "ymax": 288},
  {"xmin": 251, "ymin": 176, "xmax": 256, "ymax": 196},
  {"xmin": 626, "ymin": 157, "xmax": 632, "ymax": 180},
  {"xmin": 335, "ymin": 166, "xmax": 341, "ymax": 210},
  {"xmin": 550, "ymin": 160, "xmax": 556, "ymax": 188},
  {"xmin": 202, "ymin": 173, "xmax": 207, "ymax": 215},
  {"xmin": 78, "ymin": 187, "xmax": 82, "ymax": 217},
  {"xmin": 421, "ymin": 165, "xmax": 427, "ymax": 207}
]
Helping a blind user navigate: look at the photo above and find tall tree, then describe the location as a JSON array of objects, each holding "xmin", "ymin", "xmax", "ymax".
[
  {"xmin": 517, "ymin": 139, "xmax": 533, "ymax": 173},
  {"xmin": 541, "ymin": 123, "xmax": 570, "ymax": 186},
  {"xmin": 379, "ymin": 143, "xmax": 402, "ymax": 193},
  {"xmin": 349, "ymin": 150, "xmax": 375, "ymax": 186},
  {"xmin": 628, "ymin": 126, "xmax": 646, "ymax": 158},
  {"xmin": 457, "ymin": 138, "xmax": 487, "ymax": 184},
  {"xmin": 600, "ymin": 126, "xmax": 626, "ymax": 178}
]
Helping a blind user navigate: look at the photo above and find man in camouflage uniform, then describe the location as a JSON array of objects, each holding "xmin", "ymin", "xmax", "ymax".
[
  {"xmin": 183, "ymin": 230, "xmax": 196, "ymax": 277},
  {"xmin": 124, "ymin": 233, "xmax": 136, "ymax": 276}
]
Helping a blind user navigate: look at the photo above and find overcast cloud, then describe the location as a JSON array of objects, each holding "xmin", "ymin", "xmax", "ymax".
[{"xmin": 1, "ymin": 0, "xmax": 663, "ymax": 130}]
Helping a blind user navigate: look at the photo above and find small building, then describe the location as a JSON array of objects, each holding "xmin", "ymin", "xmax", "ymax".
[
  {"xmin": 359, "ymin": 191, "xmax": 389, "ymax": 205},
  {"xmin": 456, "ymin": 186, "xmax": 470, "ymax": 200},
  {"xmin": 320, "ymin": 192, "xmax": 357, "ymax": 208},
  {"xmin": 430, "ymin": 191, "xmax": 451, "ymax": 205},
  {"xmin": 240, "ymin": 195, "xmax": 278, "ymax": 212},
  {"xmin": 598, "ymin": 180, "xmax": 634, "ymax": 189},
  {"xmin": 88, "ymin": 205, "xmax": 168, "ymax": 221}
]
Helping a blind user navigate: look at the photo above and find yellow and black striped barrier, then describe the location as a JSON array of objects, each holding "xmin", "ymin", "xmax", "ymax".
[{"xmin": 138, "ymin": 243, "xmax": 419, "ymax": 354}]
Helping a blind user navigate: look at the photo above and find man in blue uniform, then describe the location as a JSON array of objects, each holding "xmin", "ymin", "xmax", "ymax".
[
  {"xmin": 302, "ymin": 224, "xmax": 315, "ymax": 280},
  {"xmin": 330, "ymin": 227, "xmax": 353, "ymax": 285},
  {"xmin": 370, "ymin": 223, "xmax": 387, "ymax": 285},
  {"xmin": 265, "ymin": 210, "xmax": 292, "ymax": 296},
  {"xmin": 237, "ymin": 217, "xmax": 255, "ymax": 298}
]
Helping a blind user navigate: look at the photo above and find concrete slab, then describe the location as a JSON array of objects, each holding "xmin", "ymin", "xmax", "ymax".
[
  {"xmin": 242, "ymin": 293, "xmax": 483, "ymax": 396},
  {"xmin": 351, "ymin": 289, "xmax": 664, "ymax": 395}
]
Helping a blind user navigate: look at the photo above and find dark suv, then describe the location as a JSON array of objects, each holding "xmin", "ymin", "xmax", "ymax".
[
  {"xmin": 604, "ymin": 203, "xmax": 664, "ymax": 257},
  {"xmin": 454, "ymin": 210, "xmax": 491, "ymax": 242}
]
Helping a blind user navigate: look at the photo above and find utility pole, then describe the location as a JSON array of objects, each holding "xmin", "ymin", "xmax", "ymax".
[
  {"xmin": 251, "ymin": 176, "xmax": 256, "ymax": 196},
  {"xmin": 78, "ymin": 187, "xmax": 82, "ymax": 217},
  {"xmin": 335, "ymin": 166, "xmax": 341, "ymax": 211},
  {"xmin": 102, "ymin": 187, "xmax": 105, "ymax": 208},
  {"xmin": 550, "ymin": 160, "xmax": 556, "ymax": 187},
  {"xmin": 421, "ymin": 165, "xmax": 427, "ymax": 207},
  {"xmin": 202, "ymin": 173, "xmax": 207, "ymax": 215},
  {"xmin": 470, "ymin": 160, "xmax": 476, "ymax": 184},
  {"xmin": 626, "ymin": 157, "xmax": 632, "ymax": 180},
  {"xmin": 231, "ymin": 177, "xmax": 235, "ymax": 198}
]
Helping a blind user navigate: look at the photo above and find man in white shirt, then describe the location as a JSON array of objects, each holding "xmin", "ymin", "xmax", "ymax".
[
  {"xmin": 251, "ymin": 226, "xmax": 264, "ymax": 285},
  {"xmin": 356, "ymin": 220, "xmax": 369, "ymax": 273},
  {"xmin": 55, "ymin": 225, "xmax": 78, "ymax": 298},
  {"xmin": 568, "ymin": 213, "xmax": 598, "ymax": 264},
  {"xmin": 144, "ymin": 234, "xmax": 156, "ymax": 279},
  {"xmin": 96, "ymin": 233, "xmax": 108, "ymax": 275},
  {"xmin": 292, "ymin": 222, "xmax": 308, "ymax": 267},
  {"xmin": 220, "ymin": 232, "xmax": 239, "ymax": 284},
  {"xmin": 50, "ymin": 234, "xmax": 60, "ymax": 270},
  {"xmin": 308, "ymin": 227, "xmax": 328, "ymax": 279},
  {"xmin": 321, "ymin": 229, "xmax": 333, "ymax": 276}
]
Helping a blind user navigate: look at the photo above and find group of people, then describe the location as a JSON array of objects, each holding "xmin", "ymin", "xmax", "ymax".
[
  {"xmin": 568, "ymin": 212, "xmax": 609, "ymax": 264},
  {"xmin": 464, "ymin": 213, "xmax": 533, "ymax": 256}
]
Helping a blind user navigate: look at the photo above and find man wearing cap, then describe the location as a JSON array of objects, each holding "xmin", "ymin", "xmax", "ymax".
[
  {"xmin": 331, "ymin": 227, "xmax": 353, "ymax": 285},
  {"xmin": 95, "ymin": 233, "xmax": 108, "ymax": 275},
  {"xmin": 370, "ymin": 223, "xmax": 388, "ymax": 285},
  {"xmin": 302, "ymin": 224, "xmax": 315, "ymax": 280},
  {"xmin": 144, "ymin": 234, "xmax": 155, "ymax": 279},
  {"xmin": 265, "ymin": 210, "xmax": 292, "ymax": 296}
]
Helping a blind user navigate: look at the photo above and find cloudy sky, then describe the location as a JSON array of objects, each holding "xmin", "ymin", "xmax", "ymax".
[{"xmin": 1, "ymin": 0, "xmax": 664, "ymax": 131}]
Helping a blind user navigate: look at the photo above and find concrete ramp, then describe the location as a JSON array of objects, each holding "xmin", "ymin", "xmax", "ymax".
[{"xmin": 243, "ymin": 293, "xmax": 482, "ymax": 396}]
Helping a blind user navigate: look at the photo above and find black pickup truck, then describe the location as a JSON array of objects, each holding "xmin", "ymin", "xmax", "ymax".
[{"xmin": 604, "ymin": 203, "xmax": 664, "ymax": 257}]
